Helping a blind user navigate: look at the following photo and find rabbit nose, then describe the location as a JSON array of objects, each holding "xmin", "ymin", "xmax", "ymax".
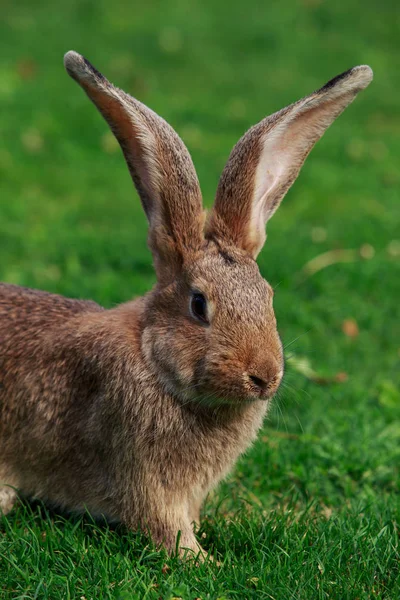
[
  {"xmin": 249, "ymin": 374, "xmax": 269, "ymax": 393},
  {"xmin": 247, "ymin": 364, "xmax": 283, "ymax": 396}
]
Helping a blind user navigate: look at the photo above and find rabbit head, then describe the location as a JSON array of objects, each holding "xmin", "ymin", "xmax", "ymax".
[{"xmin": 65, "ymin": 53, "xmax": 372, "ymax": 406}]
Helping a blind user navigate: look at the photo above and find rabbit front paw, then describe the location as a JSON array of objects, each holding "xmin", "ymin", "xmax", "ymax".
[{"xmin": 0, "ymin": 485, "xmax": 17, "ymax": 515}]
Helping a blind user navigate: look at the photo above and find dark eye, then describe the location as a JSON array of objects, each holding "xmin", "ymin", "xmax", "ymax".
[{"xmin": 190, "ymin": 293, "xmax": 209, "ymax": 324}]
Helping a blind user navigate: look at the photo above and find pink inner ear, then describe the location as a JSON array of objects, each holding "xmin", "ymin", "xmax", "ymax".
[{"xmin": 248, "ymin": 96, "xmax": 349, "ymax": 257}]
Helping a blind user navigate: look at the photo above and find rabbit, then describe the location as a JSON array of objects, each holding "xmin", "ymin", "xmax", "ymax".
[{"xmin": 0, "ymin": 51, "xmax": 372, "ymax": 559}]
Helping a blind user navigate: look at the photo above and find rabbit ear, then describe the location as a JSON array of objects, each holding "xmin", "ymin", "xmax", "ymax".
[
  {"xmin": 206, "ymin": 66, "xmax": 373, "ymax": 259},
  {"xmin": 64, "ymin": 51, "xmax": 205, "ymax": 284}
]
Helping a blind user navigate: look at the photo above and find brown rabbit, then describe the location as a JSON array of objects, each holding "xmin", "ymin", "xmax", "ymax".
[{"xmin": 0, "ymin": 52, "xmax": 372, "ymax": 558}]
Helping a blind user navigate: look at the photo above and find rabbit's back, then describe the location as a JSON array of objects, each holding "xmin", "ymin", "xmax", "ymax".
[
  {"xmin": 0, "ymin": 283, "xmax": 121, "ymax": 514},
  {"xmin": 0, "ymin": 283, "xmax": 104, "ymax": 411},
  {"xmin": 0, "ymin": 283, "xmax": 102, "ymax": 329}
]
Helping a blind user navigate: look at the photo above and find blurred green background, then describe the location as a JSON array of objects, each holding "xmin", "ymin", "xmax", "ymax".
[{"xmin": 1, "ymin": 0, "xmax": 399, "ymax": 598}]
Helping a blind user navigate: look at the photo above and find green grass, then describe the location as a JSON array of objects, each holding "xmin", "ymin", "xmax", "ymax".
[{"xmin": 1, "ymin": 0, "xmax": 399, "ymax": 598}]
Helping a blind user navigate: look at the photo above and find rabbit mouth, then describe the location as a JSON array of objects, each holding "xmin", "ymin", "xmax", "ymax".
[
  {"xmin": 181, "ymin": 365, "xmax": 283, "ymax": 407},
  {"xmin": 181, "ymin": 379, "xmax": 279, "ymax": 407}
]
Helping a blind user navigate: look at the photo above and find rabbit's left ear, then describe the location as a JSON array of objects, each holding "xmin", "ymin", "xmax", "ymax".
[
  {"xmin": 206, "ymin": 66, "xmax": 373, "ymax": 259},
  {"xmin": 64, "ymin": 51, "xmax": 205, "ymax": 285}
]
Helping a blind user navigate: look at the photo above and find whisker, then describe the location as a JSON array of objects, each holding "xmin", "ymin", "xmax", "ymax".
[
  {"xmin": 283, "ymin": 330, "xmax": 311, "ymax": 351},
  {"xmin": 280, "ymin": 381, "xmax": 304, "ymax": 408},
  {"xmin": 294, "ymin": 412, "xmax": 305, "ymax": 434}
]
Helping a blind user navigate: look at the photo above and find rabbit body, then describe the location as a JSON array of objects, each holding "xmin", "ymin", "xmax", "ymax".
[
  {"xmin": 0, "ymin": 51, "xmax": 372, "ymax": 557},
  {"xmin": 0, "ymin": 277, "xmax": 268, "ymax": 555}
]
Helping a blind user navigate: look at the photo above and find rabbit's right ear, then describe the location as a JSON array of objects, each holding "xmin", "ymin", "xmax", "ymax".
[
  {"xmin": 64, "ymin": 51, "xmax": 205, "ymax": 285},
  {"xmin": 206, "ymin": 66, "xmax": 373, "ymax": 259}
]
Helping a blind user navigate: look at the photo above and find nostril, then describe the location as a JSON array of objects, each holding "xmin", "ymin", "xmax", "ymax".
[{"xmin": 249, "ymin": 374, "xmax": 268, "ymax": 392}]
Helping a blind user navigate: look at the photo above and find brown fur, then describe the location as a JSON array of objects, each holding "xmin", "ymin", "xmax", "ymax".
[{"xmin": 0, "ymin": 53, "xmax": 372, "ymax": 559}]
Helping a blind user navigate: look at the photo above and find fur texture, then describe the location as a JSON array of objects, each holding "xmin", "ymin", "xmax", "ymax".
[{"xmin": 0, "ymin": 53, "xmax": 372, "ymax": 558}]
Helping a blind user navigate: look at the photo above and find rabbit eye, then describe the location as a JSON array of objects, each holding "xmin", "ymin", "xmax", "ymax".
[{"xmin": 190, "ymin": 293, "xmax": 209, "ymax": 324}]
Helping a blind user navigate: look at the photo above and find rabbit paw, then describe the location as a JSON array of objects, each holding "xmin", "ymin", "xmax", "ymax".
[{"xmin": 0, "ymin": 486, "xmax": 17, "ymax": 515}]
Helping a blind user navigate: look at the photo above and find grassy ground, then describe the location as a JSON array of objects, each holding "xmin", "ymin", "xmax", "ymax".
[{"xmin": 0, "ymin": 0, "xmax": 399, "ymax": 598}]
